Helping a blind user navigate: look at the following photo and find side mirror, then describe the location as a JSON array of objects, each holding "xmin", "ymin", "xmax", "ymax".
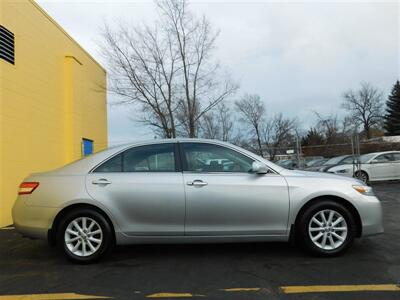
[
  {"xmin": 370, "ymin": 159, "xmax": 379, "ymax": 164},
  {"xmin": 251, "ymin": 161, "xmax": 269, "ymax": 174}
]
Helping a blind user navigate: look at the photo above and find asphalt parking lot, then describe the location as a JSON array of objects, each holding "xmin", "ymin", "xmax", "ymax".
[{"xmin": 0, "ymin": 182, "xmax": 399, "ymax": 300}]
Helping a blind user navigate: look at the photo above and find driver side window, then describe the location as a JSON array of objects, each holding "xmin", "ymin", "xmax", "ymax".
[
  {"xmin": 375, "ymin": 154, "xmax": 393, "ymax": 163},
  {"xmin": 181, "ymin": 143, "xmax": 254, "ymax": 173}
]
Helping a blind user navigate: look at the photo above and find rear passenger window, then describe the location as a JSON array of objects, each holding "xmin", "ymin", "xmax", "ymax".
[
  {"xmin": 94, "ymin": 154, "xmax": 122, "ymax": 172},
  {"xmin": 93, "ymin": 144, "xmax": 176, "ymax": 173},
  {"xmin": 123, "ymin": 144, "xmax": 175, "ymax": 172}
]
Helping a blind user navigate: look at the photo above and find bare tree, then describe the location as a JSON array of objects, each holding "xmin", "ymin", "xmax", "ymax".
[
  {"xmin": 200, "ymin": 112, "xmax": 219, "ymax": 140},
  {"xmin": 314, "ymin": 112, "xmax": 342, "ymax": 144},
  {"xmin": 102, "ymin": 22, "xmax": 179, "ymax": 138},
  {"xmin": 235, "ymin": 94, "xmax": 266, "ymax": 156},
  {"xmin": 157, "ymin": 0, "xmax": 238, "ymax": 137},
  {"xmin": 199, "ymin": 102, "xmax": 233, "ymax": 141},
  {"xmin": 263, "ymin": 114, "xmax": 296, "ymax": 160},
  {"xmin": 218, "ymin": 102, "xmax": 234, "ymax": 142},
  {"xmin": 101, "ymin": 0, "xmax": 237, "ymax": 138},
  {"xmin": 342, "ymin": 82, "xmax": 384, "ymax": 139}
]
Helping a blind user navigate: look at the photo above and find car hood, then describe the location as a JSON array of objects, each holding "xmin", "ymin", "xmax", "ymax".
[{"xmin": 280, "ymin": 169, "xmax": 363, "ymax": 184}]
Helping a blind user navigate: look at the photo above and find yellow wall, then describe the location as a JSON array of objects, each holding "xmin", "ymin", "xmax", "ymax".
[{"xmin": 0, "ymin": 0, "xmax": 108, "ymax": 226}]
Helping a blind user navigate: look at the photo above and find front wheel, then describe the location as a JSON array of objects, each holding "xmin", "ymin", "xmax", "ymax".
[
  {"xmin": 296, "ymin": 201, "xmax": 357, "ymax": 257},
  {"xmin": 57, "ymin": 209, "xmax": 114, "ymax": 263},
  {"xmin": 355, "ymin": 171, "xmax": 369, "ymax": 184}
]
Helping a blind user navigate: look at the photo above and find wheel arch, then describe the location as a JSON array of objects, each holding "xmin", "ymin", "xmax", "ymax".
[
  {"xmin": 354, "ymin": 169, "xmax": 370, "ymax": 181},
  {"xmin": 48, "ymin": 203, "xmax": 116, "ymax": 246},
  {"xmin": 293, "ymin": 195, "xmax": 362, "ymax": 238}
]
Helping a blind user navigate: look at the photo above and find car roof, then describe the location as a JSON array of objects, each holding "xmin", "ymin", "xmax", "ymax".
[
  {"xmin": 47, "ymin": 138, "xmax": 284, "ymax": 175},
  {"xmin": 109, "ymin": 138, "xmax": 236, "ymax": 149},
  {"xmin": 361, "ymin": 151, "xmax": 400, "ymax": 156}
]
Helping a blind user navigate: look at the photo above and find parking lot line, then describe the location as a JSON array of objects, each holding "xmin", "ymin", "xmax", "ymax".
[
  {"xmin": 221, "ymin": 288, "xmax": 261, "ymax": 292},
  {"xmin": 146, "ymin": 293, "xmax": 202, "ymax": 298},
  {"xmin": 0, "ymin": 293, "xmax": 111, "ymax": 299},
  {"xmin": 280, "ymin": 284, "xmax": 400, "ymax": 294},
  {"xmin": 0, "ymin": 226, "xmax": 14, "ymax": 230}
]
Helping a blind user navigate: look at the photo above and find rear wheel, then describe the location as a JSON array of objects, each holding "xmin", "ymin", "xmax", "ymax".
[
  {"xmin": 57, "ymin": 209, "xmax": 114, "ymax": 263},
  {"xmin": 296, "ymin": 200, "xmax": 357, "ymax": 256}
]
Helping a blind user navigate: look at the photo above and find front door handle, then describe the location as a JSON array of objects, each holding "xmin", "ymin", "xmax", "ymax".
[
  {"xmin": 92, "ymin": 178, "xmax": 112, "ymax": 185},
  {"xmin": 187, "ymin": 180, "xmax": 208, "ymax": 187}
]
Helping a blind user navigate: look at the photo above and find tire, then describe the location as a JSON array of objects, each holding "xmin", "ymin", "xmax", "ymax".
[
  {"xmin": 355, "ymin": 171, "xmax": 369, "ymax": 184},
  {"xmin": 295, "ymin": 200, "xmax": 357, "ymax": 257},
  {"xmin": 57, "ymin": 209, "xmax": 114, "ymax": 263}
]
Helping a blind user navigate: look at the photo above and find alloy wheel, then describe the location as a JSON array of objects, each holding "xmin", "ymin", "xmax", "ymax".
[
  {"xmin": 358, "ymin": 172, "xmax": 368, "ymax": 184},
  {"xmin": 64, "ymin": 217, "xmax": 103, "ymax": 257},
  {"xmin": 308, "ymin": 209, "xmax": 348, "ymax": 251}
]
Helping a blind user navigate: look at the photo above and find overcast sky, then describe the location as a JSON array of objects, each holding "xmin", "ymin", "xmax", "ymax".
[{"xmin": 37, "ymin": 0, "xmax": 399, "ymax": 145}]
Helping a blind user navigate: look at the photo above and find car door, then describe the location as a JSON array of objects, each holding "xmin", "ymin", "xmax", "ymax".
[
  {"xmin": 86, "ymin": 143, "xmax": 185, "ymax": 236},
  {"xmin": 391, "ymin": 153, "xmax": 400, "ymax": 179},
  {"xmin": 369, "ymin": 153, "xmax": 394, "ymax": 180},
  {"xmin": 180, "ymin": 142, "xmax": 289, "ymax": 236}
]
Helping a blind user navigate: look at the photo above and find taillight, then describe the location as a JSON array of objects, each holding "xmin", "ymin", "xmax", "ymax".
[{"xmin": 18, "ymin": 182, "xmax": 39, "ymax": 195}]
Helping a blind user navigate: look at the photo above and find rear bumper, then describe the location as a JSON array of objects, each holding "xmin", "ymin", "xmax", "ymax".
[{"xmin": 12, "ymin": 198, "xmax": 57, "ymax": 240}]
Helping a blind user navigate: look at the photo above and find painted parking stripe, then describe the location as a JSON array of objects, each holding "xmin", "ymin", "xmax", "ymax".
[
  {"xmin": 146, "ymin": 293, "xmax": 203, "ymax": 298},
  {"xmin": 0, "ymin": 226, "xmax": 14, "ymax": 230},
  {"xmin": 221, "ymin": 288, "xmax": 261, "ymax": 292},
  {"xmin": 281, "ymin": 284, "xmax": 400, "ymax": 294},
  {"xmin": 0, "ymin": 293, "xmax": 111, "ymax": 299}
]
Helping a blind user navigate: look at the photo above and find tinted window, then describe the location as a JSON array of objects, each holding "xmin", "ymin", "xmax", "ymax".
[
  {"xmin": 123, "ymin": 144, "xmax": 175, "ymax": 172},
  {"xmin": 94, "ymin": 143, "xmax": 176, "ymax": 173},
  {"xmin": 324, "ymin": 155, "xmax": 347, "ymax": 165},
  {"xmin": 393, "ymin": 153, "xmax": 400, "ymax": 162},
  {"xmin": 182, "ymin": 143, "xmax": 254, "ymax": 173},
  {"xmin": 375, "ymin": 154, "xmax": 393, "ymax": 163},
  {"xmin": 342, "ymin": 156, "xmax": 354, "ymax": 164},
  {"xmin": 360, "ymin": 153, "xmax": 376, "ymax": 163},
  {"xmin": 94, "ymin": 153, "xmax": 122, "ymax": 172}
]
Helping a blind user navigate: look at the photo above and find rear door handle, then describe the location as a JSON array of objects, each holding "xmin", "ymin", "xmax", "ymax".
[
  {"xmin": 92, "ymin": 178, "xmax": 112, "ymax": 185},
  {"xmin": 187, "ymin": 180, "xmax": 208, "ymax": 187}
]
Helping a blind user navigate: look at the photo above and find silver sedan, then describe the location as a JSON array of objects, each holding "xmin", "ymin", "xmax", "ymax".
[{"xmin": 12, "ymin": 139, "xmax": 383, "ymax": 263}]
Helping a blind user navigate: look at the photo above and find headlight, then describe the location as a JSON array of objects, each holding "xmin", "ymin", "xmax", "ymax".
[{"xmin": 353, "ymin": 185, "xmax": 374, "ymax": 196}]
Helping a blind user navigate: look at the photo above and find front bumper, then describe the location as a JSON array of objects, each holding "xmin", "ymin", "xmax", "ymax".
[
  {"xmin": 357, "ymin": 195, "xmax": 384, "ymax": 237},
  {"xmin": 12, "ymin": 197, "xmax": 57, "ymax": 240}
]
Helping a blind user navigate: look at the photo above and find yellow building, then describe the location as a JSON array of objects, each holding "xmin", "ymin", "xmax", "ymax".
[{"xmin": 0, "ymin": 0, "xmax": 108, "ymax": 227}]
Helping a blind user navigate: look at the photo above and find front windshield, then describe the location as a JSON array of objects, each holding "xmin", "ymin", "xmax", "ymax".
[
  {"xmin": 276, "ymin": 160, "xmax": 287, "ymax": 166},
  {"xmin": 280, "ymin": 160, "xmax": 293, "ymax": 166},
  {"xmin": 359, "ymin": 153, "xmax": 376, "ymax": 163},
  {"xmin": 324, "ymin": 155, "xmax": 347, "ymax": 165},
  {"xmin": 307, "ymin": 159, "xmax": 323, "ymax": 167}
]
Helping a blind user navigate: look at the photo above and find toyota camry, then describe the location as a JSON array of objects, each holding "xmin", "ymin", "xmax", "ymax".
[{"xmin": 12, "ymin": 139, "xmax": 383, "ymax": 263}]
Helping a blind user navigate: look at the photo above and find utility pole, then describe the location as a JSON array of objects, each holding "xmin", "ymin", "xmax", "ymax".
[{"xmin": 351, "ymin": 126, "xmax": 361, "ymax": 178}]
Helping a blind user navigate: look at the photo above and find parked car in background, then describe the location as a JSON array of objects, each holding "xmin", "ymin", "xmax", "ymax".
[
  {"xmin": 318, "ymin": 155, "xmax": 355, "ymax": 172},
  {"xmin": 304, "ymin": 156, "xmax": 324, "ymax": 163},
  {"xmin": 13, "ymin": 139, "xmax": 383, "ymax": 263},
  {"xmin": 304, "ymin": 158, "xmax": 329, "ymax": 171},
  {"xmin": 275, "ymin": 159, "xmax": 289, "ymax": 166},
  {"xmin": 328, "ymin": 151, "xmax": 400, "ymax": 183},
  {"xmin": 277, "ymin": 159, "xmax": 299, "ymax": 169}
]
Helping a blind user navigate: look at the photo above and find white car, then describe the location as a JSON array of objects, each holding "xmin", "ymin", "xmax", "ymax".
[{"xmin": 327, "ymin": 151, "xmax": 400, "ymax": 183}]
